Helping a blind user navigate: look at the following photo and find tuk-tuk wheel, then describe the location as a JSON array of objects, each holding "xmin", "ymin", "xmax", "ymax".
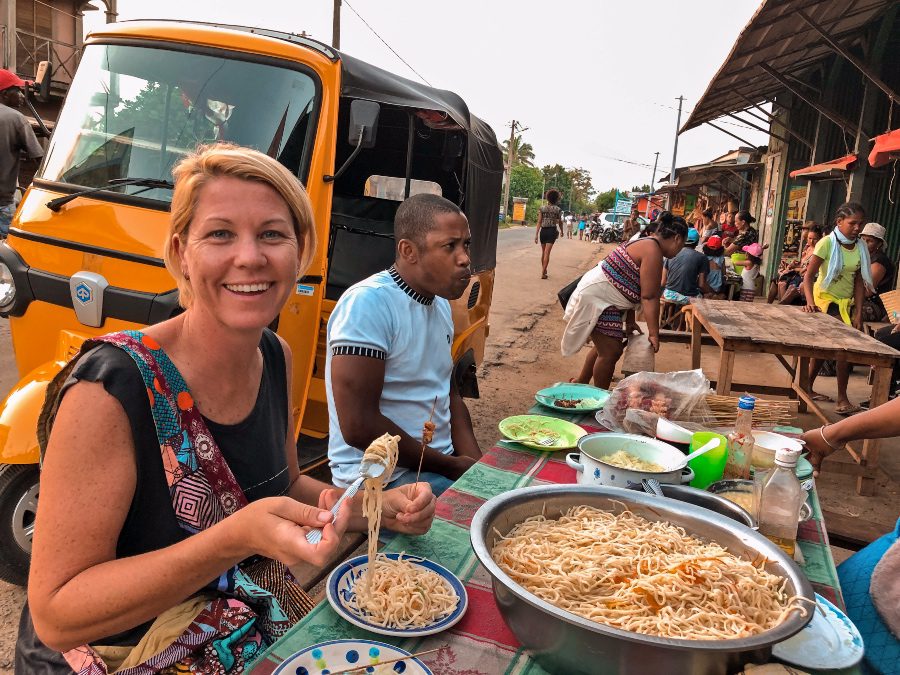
[{"xmin": 0, "ymin": 464, "xmax": 39, "ymax": 587}]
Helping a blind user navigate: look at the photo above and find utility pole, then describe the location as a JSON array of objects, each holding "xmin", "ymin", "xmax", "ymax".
[
  {"xmin": 647, "ymin": 152, "xmax": 659, "ymax": 218},
  {"xmin": 501, "ymin": 120, "xmax": 518, "ymax": 220},
  {"xmin": 332, "ymin": 0, "xmax": 341, "ymax": 49},
  {"xmin": 669, "ymin": 95, "xmax": 684, "ymax": 209}
]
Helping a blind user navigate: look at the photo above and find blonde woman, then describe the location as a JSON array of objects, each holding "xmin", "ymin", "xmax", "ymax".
[{"xmin": 20, "ymin": 144, "xmax": 436, "ymax": 673}]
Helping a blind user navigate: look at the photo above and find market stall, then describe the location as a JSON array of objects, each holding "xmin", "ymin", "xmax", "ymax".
[
  {"xmin": 249, "ymin": 397, "xmax": 861, "ymax": 675},
  {"xmin": 688, "ymin": 299, "xmax": 900, "ymax": 495}
]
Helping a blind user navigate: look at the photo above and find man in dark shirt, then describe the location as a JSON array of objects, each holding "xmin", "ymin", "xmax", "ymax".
[
  {"xmin": 0, "ymin": 69, "xmax": 43, "ymax": 236},
  {"xmin": 662, "ymin": 228, "xmax": 711, "ymax": 302}
]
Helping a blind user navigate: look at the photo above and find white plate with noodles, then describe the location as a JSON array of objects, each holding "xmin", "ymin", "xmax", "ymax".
[{"xmin": 326, "ymin": 552, "xmax": 468, "ymax": 637}]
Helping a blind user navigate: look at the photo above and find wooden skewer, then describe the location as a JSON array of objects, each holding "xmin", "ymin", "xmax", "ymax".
[
  {"xmin": 408, "ymin": 396, "xmax": 438, "ymax": 500},
  {"xmin": 336, "ymin": 647, "xmax": 442, "ymax": 674}
]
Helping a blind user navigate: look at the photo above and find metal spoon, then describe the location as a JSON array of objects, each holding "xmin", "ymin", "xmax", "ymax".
[{"xmin": 305, "ymin": 462, "xmax": 386, "ymax": 545}]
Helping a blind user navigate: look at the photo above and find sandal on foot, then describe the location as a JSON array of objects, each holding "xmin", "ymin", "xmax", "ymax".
[
  {"xmin": 811, "ymin": 392, "xmax": 834, "ymax": 402},
  {"xmin": 834, "ymin": 403, "xmax": 861, "ymax": 416}
]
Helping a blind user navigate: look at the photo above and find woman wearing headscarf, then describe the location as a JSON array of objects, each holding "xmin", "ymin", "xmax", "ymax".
[{"xmin": 802, "ymin": 202, "xmax": 872, "ymax": 415}]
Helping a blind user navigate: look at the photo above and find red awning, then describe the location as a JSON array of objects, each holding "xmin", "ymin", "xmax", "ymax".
[
  {"xmin": 868, "ymin": 129, "xmax": 900, "ymax": 168},
  {"xmin": 789, "ymin": 154, "xmax": 857, "ymax": 179}
]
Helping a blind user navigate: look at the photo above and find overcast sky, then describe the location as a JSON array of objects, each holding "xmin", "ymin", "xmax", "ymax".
[{"xmin": 82, "ymin": 0, "xmax": 768, "ymax": 193}]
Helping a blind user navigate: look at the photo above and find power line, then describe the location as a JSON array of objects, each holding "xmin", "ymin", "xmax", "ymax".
[{"xmin": 343, "ymin": 1, "xmax": 432, "ymax": 86}]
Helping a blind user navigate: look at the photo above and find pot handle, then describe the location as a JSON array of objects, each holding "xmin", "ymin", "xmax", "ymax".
[
  {"xmin": 680, "ymin": 466, "xmax": 695, "ymax": 484},
  {"xmin": 565, "ymin": 453, "xmax": 584, "ymax": 473}
]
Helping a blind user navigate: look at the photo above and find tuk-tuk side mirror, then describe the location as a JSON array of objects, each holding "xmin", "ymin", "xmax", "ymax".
[
  {"xmin": 34, "ymin": 61, "xmax": 52, "ymax": 103},
  {"xmin": 348, "ymin": 99, "xmax": 379, "ymax": 149}
]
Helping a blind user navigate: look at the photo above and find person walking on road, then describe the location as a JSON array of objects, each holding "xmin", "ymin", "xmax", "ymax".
[
  {"xmin": 535, "ymin": 189, "xmax": 564, "ymax": 279},
  {"xmin": 0, "ymin": 69, "xmax": 43, "ymax": 236}
]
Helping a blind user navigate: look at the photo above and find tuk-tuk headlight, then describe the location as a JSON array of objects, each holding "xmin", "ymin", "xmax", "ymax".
[{"xmin": 0, "ymin": 262, "xmax": 16, "ymax": 310}]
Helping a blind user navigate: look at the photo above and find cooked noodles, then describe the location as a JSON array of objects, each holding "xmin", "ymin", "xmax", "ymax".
[
  {"xmin": 352, "ymin": 433, "xmax": 459, "ymax": 628},
  {"xmin": 601, "ymin": 450, "xmax": 666, "ymax": 472},
  {"xmin": 492, "ymin": 504, "xmax": 807, "ymax": 640},
  {"xmin": 350, "ymin": 552, "xmax": 460, "ymax": 629}
]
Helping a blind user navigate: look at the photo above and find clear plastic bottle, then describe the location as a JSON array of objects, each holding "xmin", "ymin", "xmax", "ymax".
[
  {"xmin": 724, "ymin": 396, "xmax": 756, "ymax": 479},
  {"xmin": 757, "ymin": 448, "xmax": 803, "ymax": 556}
]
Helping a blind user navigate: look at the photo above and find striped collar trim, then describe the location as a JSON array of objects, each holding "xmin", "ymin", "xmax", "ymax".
[{"xmin": 388, "ymin": 266, "xmax": 433, "ymax": 305}]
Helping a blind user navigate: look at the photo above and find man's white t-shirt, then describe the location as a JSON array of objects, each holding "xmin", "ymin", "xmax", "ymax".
[{"xmin": 325, "ymin": 267, "xmax": 454, "ymax": 487}]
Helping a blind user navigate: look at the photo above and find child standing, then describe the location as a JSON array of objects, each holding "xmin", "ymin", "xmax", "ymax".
[
  {"xmin": 737, "ymin": 242, "xmax": 763, "ymax": 301},
  {"xmin": 703, "ymin": 235, "xmax": 726, "ymax": 296}
]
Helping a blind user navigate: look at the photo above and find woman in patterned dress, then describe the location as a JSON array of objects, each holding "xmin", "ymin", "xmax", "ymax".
[
  {"xmin": 563, "ymin": 213, "xmax": 688, "ymax": 388},
  {"xmin": 20, "ymin": 144, "xmax": 437, "ymax": 674},
  {"xmin": 534, "ymin": 188, "xmax": 565, "ymax": 279}
]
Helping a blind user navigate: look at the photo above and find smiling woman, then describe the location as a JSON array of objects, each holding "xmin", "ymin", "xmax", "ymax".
[{"xmin": 18, "ymin": 144, "xmax": 437, "ymax": 674}]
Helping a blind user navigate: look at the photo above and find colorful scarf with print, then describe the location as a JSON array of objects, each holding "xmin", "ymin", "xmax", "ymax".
[{"xmin": 38, "ymin": 330, "xmax": 314, "ymax": 674}]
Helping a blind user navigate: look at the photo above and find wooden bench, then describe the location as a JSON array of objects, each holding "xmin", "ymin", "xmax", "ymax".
[{"xmin": 622, "ymin": 322, "xmax": 656, "ymax": 375}]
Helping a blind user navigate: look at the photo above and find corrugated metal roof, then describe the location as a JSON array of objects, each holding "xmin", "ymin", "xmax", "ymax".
[{"xmin": 682, "ymin": 0, "xmax": 893, "ymax": 132}]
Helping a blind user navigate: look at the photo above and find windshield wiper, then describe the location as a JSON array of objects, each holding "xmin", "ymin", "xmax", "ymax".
[{"xmin": 46, "ymin": 177, "xmax": 175, "ymax": 212}]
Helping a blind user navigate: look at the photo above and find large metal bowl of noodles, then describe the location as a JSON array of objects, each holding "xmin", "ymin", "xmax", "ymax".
[{"xmin": 470, "ymin": 485, "xmax": 814, "ymax": 675}]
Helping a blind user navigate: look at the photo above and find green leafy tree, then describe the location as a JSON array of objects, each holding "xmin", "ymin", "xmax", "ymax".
[
  {"xmin": 502, "ymin": 134, "xmax": 535, "ymax": 168},
  {"xmin": 632, "ymin": 184, "xmax": 651, "ymax": 193},
  {"xmin": 541, "ymin": 164, "xmax": 572, "ymax": 208},
  {"xmin": 594, "ymin": 187, "xmax": 619, "ymax": 212},
  {"xmin": 507, "ymin": 164, "xmax": 543, "ymax": 217},
  {"xmin": 568, "ymin": 167, "xmax": 595, "ymax": 214}
]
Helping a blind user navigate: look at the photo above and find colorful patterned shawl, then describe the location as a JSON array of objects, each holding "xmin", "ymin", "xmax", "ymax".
[{"xmin": 38, "ymin": 330, "xmax": 314, "ymax": 674}]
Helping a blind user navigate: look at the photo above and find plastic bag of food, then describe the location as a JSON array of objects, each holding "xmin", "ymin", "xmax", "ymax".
[{"xmin": 597, "ymin": 369, "xmax": 715, "ymax": 432}]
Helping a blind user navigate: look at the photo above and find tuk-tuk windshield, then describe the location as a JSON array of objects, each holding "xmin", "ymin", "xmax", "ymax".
[{"xmin": 40, "ymin": 44, "xmax": 318, "ymax": 202}]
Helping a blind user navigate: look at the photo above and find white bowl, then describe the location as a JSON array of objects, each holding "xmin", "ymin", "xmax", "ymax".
[{"xmin": 751, "ymin": 431, "xmax": 804, "ymax": 469}]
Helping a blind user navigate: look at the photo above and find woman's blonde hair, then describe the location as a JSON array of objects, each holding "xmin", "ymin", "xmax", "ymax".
[{"xmin": 164, "ymin": 143, "xmax": 316, "ymax": 308}]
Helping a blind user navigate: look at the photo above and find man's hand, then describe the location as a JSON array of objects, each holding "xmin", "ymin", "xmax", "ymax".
[
  {"xmin": 625, "ymin": 321, "xmax": 642, "ymax": 335},
  {"xmin": 648, "ymin": 334, "xmax": 660, "ymax": 353},
  {"xmin": 382, "ymin": 483, "xmax": 436, "ymax": 535},
  {"xmin": 802, "ymin": 303, "xmax": 820, "ymax": 313}
]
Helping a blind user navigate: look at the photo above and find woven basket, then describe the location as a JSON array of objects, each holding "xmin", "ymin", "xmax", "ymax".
[{"xmin": 880, "ymin": 289, "xmax": 900, "ymax": 324}]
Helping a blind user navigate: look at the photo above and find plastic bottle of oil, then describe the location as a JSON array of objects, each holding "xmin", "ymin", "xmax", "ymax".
[
  {"xmin": 724, "ymin": 396, "xmax": 755, "ymax": 479},
  {"xmin": 757, "ymin": 448, "xmax": 803, "ymax": 556}
]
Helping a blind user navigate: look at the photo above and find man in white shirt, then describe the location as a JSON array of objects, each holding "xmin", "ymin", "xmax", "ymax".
[{"xmin": 326, "ymin": 194, "xmax": 482, "ymax": 496}]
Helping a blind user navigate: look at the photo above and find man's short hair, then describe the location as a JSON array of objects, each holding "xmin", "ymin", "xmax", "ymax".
[{"xmin": 395, "ymin": 193, "xmax": 463, "ymax": 245}]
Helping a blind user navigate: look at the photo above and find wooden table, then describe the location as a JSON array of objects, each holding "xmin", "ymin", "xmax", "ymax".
[
  {"xmin": 252, "ymin": 413, "xmax": 859, "ymax": 675},
  {"xmin": 688, "ymin": 299, "xmax": 900, "ymax": 495}
]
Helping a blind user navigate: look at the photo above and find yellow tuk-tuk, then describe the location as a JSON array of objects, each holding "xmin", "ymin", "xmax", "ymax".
[{"xmin": 0, "ymin": 20, "xmax": 502, "ymax": 585}]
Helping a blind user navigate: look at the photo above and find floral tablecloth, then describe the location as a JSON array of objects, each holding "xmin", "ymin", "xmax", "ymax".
[{"xmin": 251, "ymin": 420, "xmax": 849, "ymax": 675}]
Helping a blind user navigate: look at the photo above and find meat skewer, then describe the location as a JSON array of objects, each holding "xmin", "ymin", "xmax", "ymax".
[{"xmin": 409, "ymin": 396, "xmax": 438, "ymax": 500}]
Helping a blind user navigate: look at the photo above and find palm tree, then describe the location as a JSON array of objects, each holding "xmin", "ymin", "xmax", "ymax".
[{"xmin": 502, "ymin": 134, "xmax": 535, "ymax": 169}]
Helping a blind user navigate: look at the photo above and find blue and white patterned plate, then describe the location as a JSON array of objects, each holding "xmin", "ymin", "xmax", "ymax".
[
  {"xmin": 326, "ymin": 553, "xmax": 467, "ymax": 637},
  {"xmin": 772, "ymin": 593, "xmax": 864, "ymax": 669},
  {"xmin": 272, "ymin": 639, "xmax": 433, "ymax": 675}
]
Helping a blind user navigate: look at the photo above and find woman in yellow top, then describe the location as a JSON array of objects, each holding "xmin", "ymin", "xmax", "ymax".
[{"xmin": 802, "ymin": 202, "xmax": 873, "ymax": 414}]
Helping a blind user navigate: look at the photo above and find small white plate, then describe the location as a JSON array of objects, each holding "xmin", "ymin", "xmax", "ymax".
[
  {"xmin": 772, "ymin": 593, "xmax": 864, "ymax": 669},
  {"xmin": 272, "ymin": 638, "xmax": 433, "ymax": 675},
  {"xmin": 326, "ymin": 553, "xmax": 467, "ymax": 637}
]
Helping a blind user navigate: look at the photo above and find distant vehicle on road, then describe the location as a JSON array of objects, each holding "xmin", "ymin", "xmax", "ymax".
[{"xmin": 596, "ymin": 212, "xmax": 648, "ymax": 242}]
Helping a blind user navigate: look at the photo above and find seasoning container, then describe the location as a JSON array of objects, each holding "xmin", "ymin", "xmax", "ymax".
[
  {"xmin": 757, "ymin": 448, "xmax": 803, "ymax": 556},
  {"xmin": 724, "ymin": 396, "xmax": 755, "ymax": 479}
]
